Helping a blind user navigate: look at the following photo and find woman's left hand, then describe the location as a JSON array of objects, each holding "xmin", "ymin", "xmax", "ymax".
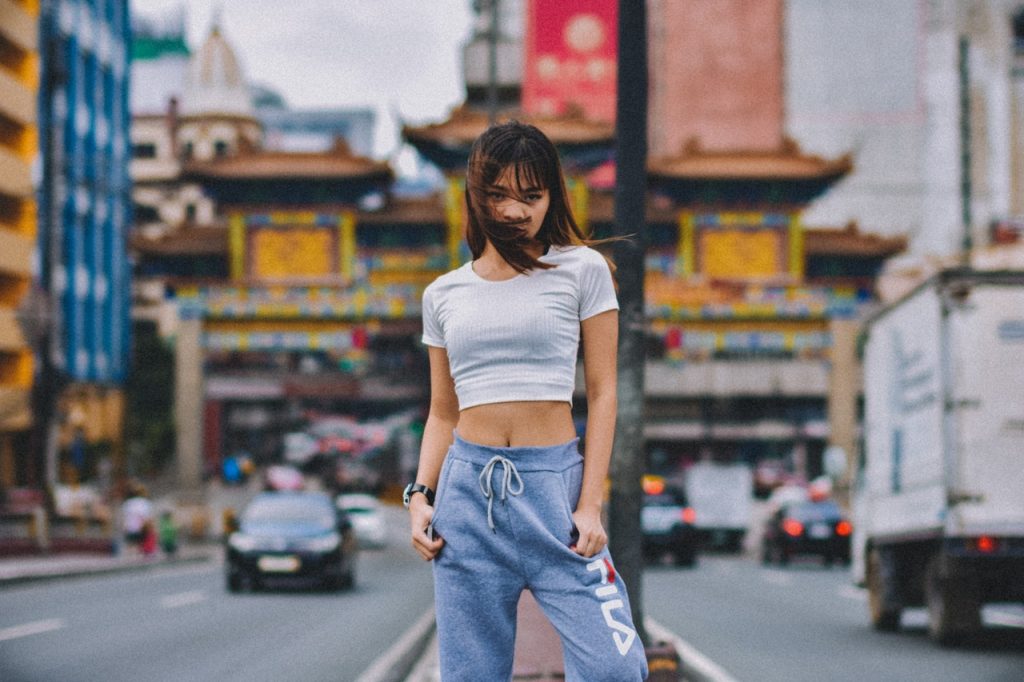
[{"xmin": 571, "ymin": 507, "xmax": 607, "ymax": 558}]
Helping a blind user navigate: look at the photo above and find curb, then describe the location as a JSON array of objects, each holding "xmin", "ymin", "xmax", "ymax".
[
  {"xmin": 646, "ymin": 618, "xmax": 739, "ymax": 682},
  {"xmin": 355, "ymin": 606, "xmax": 436, "ymax": 682},
  {"xmin": 0, "ymin": 550, "xmax": 217, "ymax": 589}
]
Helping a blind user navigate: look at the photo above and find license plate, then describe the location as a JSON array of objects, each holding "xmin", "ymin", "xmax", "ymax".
[
  {"xmin": 809, "ymin": 523, "xmax": 831, "ymax": 539},
  {"xmin": 258, "ymin": 556, "xmax": 300, "ymax": 573}
]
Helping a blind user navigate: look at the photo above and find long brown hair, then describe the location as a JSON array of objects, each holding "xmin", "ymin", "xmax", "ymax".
[{"xmin": 465, "ymin": 121, "xmax": 612, "ymax": 275}]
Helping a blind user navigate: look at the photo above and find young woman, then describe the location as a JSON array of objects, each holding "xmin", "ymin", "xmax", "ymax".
[{"xmin": 407, "ymin": 121, "xmax": 648, "ymax": 681}]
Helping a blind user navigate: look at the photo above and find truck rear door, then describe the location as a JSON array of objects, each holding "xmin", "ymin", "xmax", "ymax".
[{"xmin": 947, "ymin": 284, "xmax": 1024, "ymax": 534}]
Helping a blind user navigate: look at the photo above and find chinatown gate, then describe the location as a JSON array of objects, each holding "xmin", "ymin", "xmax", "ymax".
[{"xmin": 168, "ymin": 145, "xmax": 448, "ymax": 490}]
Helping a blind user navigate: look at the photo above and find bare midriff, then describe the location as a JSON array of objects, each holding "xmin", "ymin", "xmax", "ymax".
[{"xmin": 456, "ymin": 401, "xmax": 576, "ymax": 447}]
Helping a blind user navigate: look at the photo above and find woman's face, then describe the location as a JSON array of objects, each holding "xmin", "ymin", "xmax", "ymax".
[{"xmin": 486, "ymin": 167, "xmax": 551, "ymax": 241}]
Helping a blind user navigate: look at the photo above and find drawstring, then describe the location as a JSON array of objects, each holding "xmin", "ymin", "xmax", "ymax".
[{"xmin": 478, "ymin": 456, "xmax": 524, "ymax": 531}]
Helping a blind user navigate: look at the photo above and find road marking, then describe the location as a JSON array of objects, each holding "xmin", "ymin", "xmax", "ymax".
[
  {"xmin": 762, "ymin": 571, "xmax": 792, "ymax": 586},
  {"xmin": 356, "ymin": 606, "xmax": 436, "ymax": 682},
  {"xmin": 0, "ymin": 618, "xmax": 66, "ymax": 643},
  {"xmin": 160, "ymin": 590, "xmax": 207, "ymax": 609},
  {"xmin": 837, "ymin": 585, "xmax": 867, "ymax": 602},
  {"xmin": 646, "ymin": 617, "xmax": 739, "ymax": 682},
  {"xmin": 986, "ymin": 609, "xmax": 1024, "ymax": 629}
]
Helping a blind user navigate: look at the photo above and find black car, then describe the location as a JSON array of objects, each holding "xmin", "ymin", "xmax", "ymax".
[
  {"xmin": 761, "ymin": 499, "xmax": 852, "ymax": 567},
  {"xmin": 226, "ymin": 491, "xmax": 357, "ymax": 592},
  {"xmin": 641, "ymin": 485, "xmax": 699, "ymax": 567}
]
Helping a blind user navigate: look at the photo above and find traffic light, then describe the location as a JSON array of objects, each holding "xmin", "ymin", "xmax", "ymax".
[{"xmin": 0, "ymin": 0, "xmax": 40, "ymax": 447}]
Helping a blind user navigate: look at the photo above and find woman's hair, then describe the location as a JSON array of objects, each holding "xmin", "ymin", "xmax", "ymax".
[{"xmin": 465, "ymin": 121, "xmax": 608, "ymax": 274}]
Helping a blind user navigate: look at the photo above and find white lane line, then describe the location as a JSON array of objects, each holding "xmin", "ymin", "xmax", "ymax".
[
  {"xmin": 986, "ymin": 609, "xmax": 1024, "ymax": 629},
  {"xmin": 646, "ymin": 617, "xmax": 739, "ymax": 682},
  {"xmin": 837, "ymin": 584, "xmax": 867, "ymax": 602},
  {"xmin": 0, "ymin": 618, "xmax": 66, "ymax": 643},
  {"xmin": 356, "ymin": 606, "xmax": 436, "ymax": 682},
  {"xmin": 159, "ymin": 590, "xmax": 207, "ymax": 609},
  {"xmin": 762, "ymin": 571, "xmax": 793, "ymax": 586}
]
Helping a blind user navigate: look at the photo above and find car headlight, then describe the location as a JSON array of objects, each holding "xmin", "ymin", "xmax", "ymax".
[
  {"xmin": 303, "ymin": 532, "xmax": 341, "ymax": 552},
  {"xmin": 228, "ymin": 534, "xmax": 258, "ymax": 552}
]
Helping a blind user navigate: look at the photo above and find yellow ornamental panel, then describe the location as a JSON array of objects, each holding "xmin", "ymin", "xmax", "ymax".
[
  {"xmin": 251, "ymin": 228, "xmax": 335, "ymax": 282},
  {"xmin": 700, "ymin": 229, "xmax": 781, "ymax": 280}
]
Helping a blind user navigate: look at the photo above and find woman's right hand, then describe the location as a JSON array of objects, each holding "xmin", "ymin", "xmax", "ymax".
[{"xmin": 409, "ymin": 496, "xmax": 444, "ymax": 561}]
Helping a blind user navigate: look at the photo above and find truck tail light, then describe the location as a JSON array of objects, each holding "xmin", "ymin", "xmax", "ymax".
[
  {"xmin": 681, "ymin": 507, "xmax": 696, "ymax": 524},
  {"xmin": 974, "ymin": 535, "xmax": 999, "ymax": 553},
  {"xmin": 835, "ymin": 521, "xmax": 852, "ymax": 537},
  {"xmin": 782, "ymin": 519, "xmax": 803, "ymax": 537}
]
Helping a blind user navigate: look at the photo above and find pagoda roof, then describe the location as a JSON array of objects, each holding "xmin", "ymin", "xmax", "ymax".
[
  {"xmin": 648, "ymin": 138, "xmax": 852, "ymax": 206},
  {"xmin": 804, "ymin": 223, "xmax": 906, "ymax": 258},
  {"xmin": 403, "ymin": 105, "xmax": 615, "ymax": 172},
  {"xmin": 130, "ymin": 225, "xmax": 227, "ymax": 256},
  {"xmin": 182, "ymin": 140, "xmax": 392, "ymax": 182}
]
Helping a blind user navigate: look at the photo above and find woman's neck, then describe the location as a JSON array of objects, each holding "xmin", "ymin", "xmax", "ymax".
[{"xmin": 474, "ymin": 241, "xmax": 546, "ymax": 278}]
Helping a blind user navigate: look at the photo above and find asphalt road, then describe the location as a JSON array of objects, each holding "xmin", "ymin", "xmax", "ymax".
[
  {"xmin": 0, "ymin": 507, "xmax": 433, "ymax": 682},
  {"xmin": 644, "ymin": 553, "xmax": 1024, "ymax": 682}
]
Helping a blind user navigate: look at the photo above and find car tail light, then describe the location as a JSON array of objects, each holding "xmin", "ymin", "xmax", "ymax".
[
  {"xmin": 681, "ymin": 507, "xmax": 696, "ymax": 524},
  {"xmin": 782, "ymin": 518, "xmax": 803, "ymax": 537},
  {"xmin": 973, "ymin": 535, "xmax": 1000, "ymax": 553},
  {"xmin": 835, "ymin": 520, "xmax": 852, "ymax": 536}
]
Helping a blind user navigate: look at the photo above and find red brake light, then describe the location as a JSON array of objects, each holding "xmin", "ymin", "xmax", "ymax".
[
  {"xmin": 782, "ymin": 519, "xmax": 803, "ymax": 537},
  {"xmin": 975, "ymin": 535, "xmax": 999, "ymax": 553},
  {"xmin": 835, "ymin": 520, "xmax": 852, "ymax": 537},
  {"xmin": 642, "ymin": 477, "xmax": 665, "ymax": 495},
  {"xmin": 681, "ymin": 507, "xmax": 696, "ymax": 524}
]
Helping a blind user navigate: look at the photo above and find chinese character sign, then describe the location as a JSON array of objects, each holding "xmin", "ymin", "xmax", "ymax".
[{"xmin": 523, "ymin": 0, "xmax": 618, "ymax": 123}]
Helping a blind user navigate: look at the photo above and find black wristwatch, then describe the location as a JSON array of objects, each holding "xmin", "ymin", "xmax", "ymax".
[{"xmin": 403, "ymin": 483, "xmax": 435, "ymax": 508}]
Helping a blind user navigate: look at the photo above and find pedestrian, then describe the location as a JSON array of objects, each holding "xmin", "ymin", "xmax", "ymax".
[
  {"xmin": 158, "ymin": 510, "xmax": 178, "ymax": 557},
  {"xmin": 407, "ymin": 121, "xmax": 648, "ymax": 681},
  {"xmin": 121, "ymin": 483, "xmax": 153, "ymax": 556}
]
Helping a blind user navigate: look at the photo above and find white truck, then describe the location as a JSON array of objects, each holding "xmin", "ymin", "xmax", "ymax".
[
  {"xmin": 684, "ymin": 461, "xmax": 753, "ymax": 552},
  {"xmin": 853, "ymin": 269, "xmax": 1024, "ymax": 645}
]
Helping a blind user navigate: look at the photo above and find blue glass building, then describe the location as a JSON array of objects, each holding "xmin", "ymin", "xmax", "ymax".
[{"xmin": 38, "ymin": 0, "xmax": 132, "ymax": 384}]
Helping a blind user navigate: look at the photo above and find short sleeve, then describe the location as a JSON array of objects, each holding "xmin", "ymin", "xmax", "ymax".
[
  {"xmin": 420, "ymin": 285, "xmax": 446, "ymax": 347},
  {"xmin": 578, "ymin": 250, "xmax": 619, "ymax": 320}
]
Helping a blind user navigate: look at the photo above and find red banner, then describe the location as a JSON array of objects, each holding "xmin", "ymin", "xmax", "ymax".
[{"xmin": 522, "ymin": 0, "xmax": 618, "ymax": 123}]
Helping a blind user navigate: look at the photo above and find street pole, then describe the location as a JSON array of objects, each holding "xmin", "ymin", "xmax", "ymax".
[
  {"xmin": 487, "ymin": 0, "xmax": 500, "ymax": 124},
  {"xmin": 611, "ymin": 0, "xmax": 648, "ymax": 646},
  {"xmin": 958, "ymin": 35, "xmax": 973, "ymax": 265}
]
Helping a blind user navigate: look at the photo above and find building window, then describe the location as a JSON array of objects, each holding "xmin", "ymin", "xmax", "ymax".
[
  {"xmin": 214, "ymin": 140, "xmax": 229, "ymax": 157},
  {"xmin": 182, "ymin": 141, "xmax": 194, "ymax": 160},
  {"xmin": 185, "ymin": 204, "xmax": 197, "ymax": 223},
  {"xmin": 132, "ymin": 143, "xmax": 157, "ymax": 159}
]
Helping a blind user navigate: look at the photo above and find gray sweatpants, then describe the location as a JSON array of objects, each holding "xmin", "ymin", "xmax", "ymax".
[{"xmin": 430, "ymin": 433, "xmax": 648, "ymax": 682}]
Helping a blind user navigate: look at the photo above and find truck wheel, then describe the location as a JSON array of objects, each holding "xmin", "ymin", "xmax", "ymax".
[
  {"xmin": 925, "ymin": 554, "xmax": 981, "ymax": 647},
  {"xmin": 867, "ymin": 548, "xmax": 901, "ymax": 632}
]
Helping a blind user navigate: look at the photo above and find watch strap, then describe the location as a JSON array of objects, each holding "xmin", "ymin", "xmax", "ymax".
[{"xmin": 404, "ymin": 483, "xmax": 435, "ymax": 507}]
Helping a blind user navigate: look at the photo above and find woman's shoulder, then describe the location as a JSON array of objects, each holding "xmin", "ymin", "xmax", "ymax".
[
  {"xmin": 425, "ymin": 262, "xmax": 473, "ymax": 295},
  {"xmin": 545, "ymin": 243, "xmax": 605, "ymax": 263},
  {"xmin": 546, "ymin": 244, "xmax": 611, "ymax": 272}
]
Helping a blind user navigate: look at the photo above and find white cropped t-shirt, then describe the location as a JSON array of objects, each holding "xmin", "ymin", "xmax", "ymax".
[{"xmin": 421, "ymin": 245, "xmax": 619, "ymax": 410}]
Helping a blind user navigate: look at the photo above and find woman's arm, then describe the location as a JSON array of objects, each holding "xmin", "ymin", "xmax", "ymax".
[
  {"xmin": 409, "ymin": 346, "xmax": 460, "ymax": 561},
  {"xmin": 574, "ymin": 309, "xmax": 619, "ymax": 557}
]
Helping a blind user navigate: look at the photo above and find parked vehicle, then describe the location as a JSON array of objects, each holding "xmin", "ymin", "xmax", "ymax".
[
  {"xmin": 262, "ymin": 464, "xmax": 305, "ymax": 491},
  {"xmin": 641, "ymin": 478, "xmax": 699, "ymax": 567},
  {"xmin": 225, "ymin": 491, "xmax": 357, "ymax": 592},
  {"xmin": 684, "ymin": 461, "xmax": 753, "ymax": 551},
  {"xmin": 335, "ymin": 493, "xmax": 388, "ymax": 549},
  {"xmin": 854, "ymin": 270, "xmax": 1024, "ymax": 645},
  {"xmin": 761, "ymin": 499, "xmax": 852, "ymax": 567}
]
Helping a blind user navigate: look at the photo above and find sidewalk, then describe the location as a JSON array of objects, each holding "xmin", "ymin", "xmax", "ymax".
[{"xmin": 0, "ymin": 544, "xmax": 219, "ymax": 589}]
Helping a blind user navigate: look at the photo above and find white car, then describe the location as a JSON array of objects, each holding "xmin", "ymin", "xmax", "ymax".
[{"xmin": 335, "ymin": 493, "xmax": 388, "ymax": 549}]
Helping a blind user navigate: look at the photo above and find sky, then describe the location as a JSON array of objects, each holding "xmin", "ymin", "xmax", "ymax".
[{"xmin": 131, "ymin": 0, "xmax": 474, "ymax": 161}]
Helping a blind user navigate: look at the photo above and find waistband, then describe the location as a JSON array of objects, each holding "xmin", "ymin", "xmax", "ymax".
[{"xmin": 449, "ymin": 431, "xmax": 581, "ymax": 472}]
